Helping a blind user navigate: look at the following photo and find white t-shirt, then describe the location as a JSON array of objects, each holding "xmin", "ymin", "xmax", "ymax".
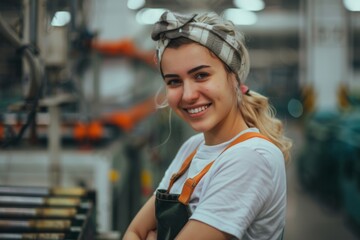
[{"xmin": 157, "ymin": 128, "xmax": 286, "ymax": 240}]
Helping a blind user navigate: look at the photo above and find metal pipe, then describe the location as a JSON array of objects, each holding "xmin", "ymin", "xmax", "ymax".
[
  {"xmin": 29, "ymin": 0, "xmax": 38, "ymax": 45},
  {"xmin": 0, "ymin": 13, "xmax": 43, "ymax": 100}
]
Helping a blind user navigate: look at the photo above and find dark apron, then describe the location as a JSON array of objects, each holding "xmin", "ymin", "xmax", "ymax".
[
  {"xmin": 155, "ymin": 189, "xmax": 191, "ymax": 240},
  {"xmin": 154, "ymin": 132, "xmax": 283, "ymax": 240}
]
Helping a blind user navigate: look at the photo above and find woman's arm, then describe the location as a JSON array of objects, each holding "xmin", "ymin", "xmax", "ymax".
[
  {"xmin": 122, "ymin": 195, "xmax": 157, "ymax": 240},
  {"xmin": 176, "ymin": 219, "xmax": 233, "ymax": 240}
]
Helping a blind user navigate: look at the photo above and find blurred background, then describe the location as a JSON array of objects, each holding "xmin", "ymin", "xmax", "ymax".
[{"xmin": 0, "ymin": 0, "xmax": 360, "ymax": 239}]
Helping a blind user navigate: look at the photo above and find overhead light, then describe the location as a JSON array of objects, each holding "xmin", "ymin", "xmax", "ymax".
[
  {"xmin": 222, "ymin": 8, "xmax": 257, "ymax": 25},
  {"xmin": 51, "ymin": 11, "xmax": 71, "ymax": 27},
  {"xmin": 136, "ymin": 8, "xmax": 166, "ymax": 25},
  {"xmin": 343, "ymin": 0, "xmax": 360, "ymax": 11},
  {"xmin": 233, "ymin": 0, "xmax": 265, "ymax": 11},
  {"xmin": 127, "ymin": 0, "xmax": 145, "ymax": 10}
]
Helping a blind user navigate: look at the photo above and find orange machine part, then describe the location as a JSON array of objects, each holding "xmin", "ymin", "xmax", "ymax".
[
  {"xmin": 73, "ymin": 122, "xmax": 87, "ymax": 141},
  {"xmin": 91, "ymin": 38, "xmax": 156, "ymax": 67},
  {"xmin": 102, "ymin": 96, "xmax": 158, "ymax": 132},
  {"xmin": 88, "ymin": 121, "xmax": 103, "ymax": 140}
]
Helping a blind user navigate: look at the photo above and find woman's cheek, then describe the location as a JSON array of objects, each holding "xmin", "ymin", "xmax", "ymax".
[{"xmin": 166, "ymin": 90, "xmax": 180, "ymax": 108}]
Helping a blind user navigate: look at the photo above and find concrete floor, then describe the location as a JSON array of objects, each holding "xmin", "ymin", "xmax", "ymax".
[{"xmin": 284, "ymin": 119, "xmax": 359, "ymax": 240}]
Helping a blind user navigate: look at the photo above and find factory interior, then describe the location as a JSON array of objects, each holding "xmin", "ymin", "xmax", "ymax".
[{"xmin": 0, "ymin": 0, "xmax": 360, "ymax": 239}]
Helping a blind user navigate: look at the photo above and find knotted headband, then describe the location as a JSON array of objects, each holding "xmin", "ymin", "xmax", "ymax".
[{"xmin": 151, "ymin": 11, "xmax": 243, "ymax": 76}]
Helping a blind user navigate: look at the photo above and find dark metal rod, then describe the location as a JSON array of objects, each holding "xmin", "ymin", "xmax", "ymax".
[{"xmin": 29, "ymin": 0, "xmax": 38, "ymax": 45}]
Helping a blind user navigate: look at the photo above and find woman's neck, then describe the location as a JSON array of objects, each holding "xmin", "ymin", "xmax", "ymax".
[{"xmin": 203, "ymin": 113, "xmax": 249, "ymax": 145}]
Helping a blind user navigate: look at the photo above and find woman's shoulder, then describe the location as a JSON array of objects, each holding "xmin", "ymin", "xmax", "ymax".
[
  {"xmin": 237, "ymin": 136, "xmax": 284, "ymax": 161},
  {"xmin": 216, "ymin": 133, "xmax": 285, "ymax": 170}
]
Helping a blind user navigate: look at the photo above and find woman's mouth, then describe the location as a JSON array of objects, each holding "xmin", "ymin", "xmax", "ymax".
[{"xmin": 185, "ymin": 104, "xmax": 211, "ymax": 114}]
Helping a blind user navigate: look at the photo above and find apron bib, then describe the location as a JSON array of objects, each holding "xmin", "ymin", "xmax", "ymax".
[{"xmin": 155, "ymin": 190, "xmax": 191, "ymax": 240}]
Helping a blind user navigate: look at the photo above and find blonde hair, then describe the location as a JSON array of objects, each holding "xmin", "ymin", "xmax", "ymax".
[
  {"xmin": 238, "ymin": 90, "xmax": 292, "ymax": 162},
  {"xmin": 156, "ymin": 12, "xmax": 292, "ymax": 163}
]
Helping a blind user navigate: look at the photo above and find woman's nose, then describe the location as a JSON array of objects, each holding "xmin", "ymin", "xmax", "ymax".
[{"xmin": 182, "ymin": 81, "xmax": 199, "ymax": 103}]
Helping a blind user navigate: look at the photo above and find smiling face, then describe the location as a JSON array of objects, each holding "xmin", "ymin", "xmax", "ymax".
[{"xmin": 161, "ymin": 42, "xmax": 248, "ymax": 144}]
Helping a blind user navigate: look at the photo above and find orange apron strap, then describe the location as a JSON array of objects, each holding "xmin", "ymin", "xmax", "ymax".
[
  {"xmin": 178, "ymin": 132, "xmax": 271, "ymax": 205},
  {"xmin": 178, "ymin": 161, "xmax": 214, "ymax": 204},
  {"xmin": 223, "ymin": 132, "xmax": 271, "ymax": 151},
  {"xmin": 167, "ymin": 149, "xmax": 197, "ymax": 193}
]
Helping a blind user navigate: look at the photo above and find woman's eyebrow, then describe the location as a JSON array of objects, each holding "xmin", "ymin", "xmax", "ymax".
[
  {"xmin": 188, "ymin": 65, "xmax": 210, "ymax": 74},
  {"xmin": 163, "ymin": 73, "xmax": 179, "ymax": 79},
  {"xmin": 163, "ymin": 65, "xmax": 211, "ymax": 79}
]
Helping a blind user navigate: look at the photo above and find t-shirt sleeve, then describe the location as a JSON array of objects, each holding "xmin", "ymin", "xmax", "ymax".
[{"xmin": 189, "ymin": 146, "xmax": 273, "ymax": 239}]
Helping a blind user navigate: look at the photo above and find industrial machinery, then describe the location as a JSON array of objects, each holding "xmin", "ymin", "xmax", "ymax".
[
  {"xmin": 0, "ymin": 185, "xmax": 96, "ymax": 240},
  {"xmin": 0, "ymin": 0, "xmax": 152, "ymax": 238}
]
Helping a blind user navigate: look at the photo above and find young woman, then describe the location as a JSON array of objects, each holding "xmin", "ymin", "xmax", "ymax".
[{"xmin": 123, "ymin": 10, "xmax": 292, "ymax": 240}]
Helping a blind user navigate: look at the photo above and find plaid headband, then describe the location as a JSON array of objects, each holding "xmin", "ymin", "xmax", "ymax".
[{"xmin": 151, "ymin": 11, "xmax": 243, "ymax": 76}]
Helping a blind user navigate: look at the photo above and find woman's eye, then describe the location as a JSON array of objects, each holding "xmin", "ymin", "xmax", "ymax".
[
  {"xmin": 166, "ymin": 79, "xmax": 182, "ymax": 87},
  {"xmin": 195, "ymin": 72, "xmax": 209, "ymax": 80}
]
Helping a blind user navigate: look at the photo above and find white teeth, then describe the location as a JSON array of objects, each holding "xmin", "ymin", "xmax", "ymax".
[{"xmin": 187, "ymin": 105, "xmax": 208, "ymax": 114}]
